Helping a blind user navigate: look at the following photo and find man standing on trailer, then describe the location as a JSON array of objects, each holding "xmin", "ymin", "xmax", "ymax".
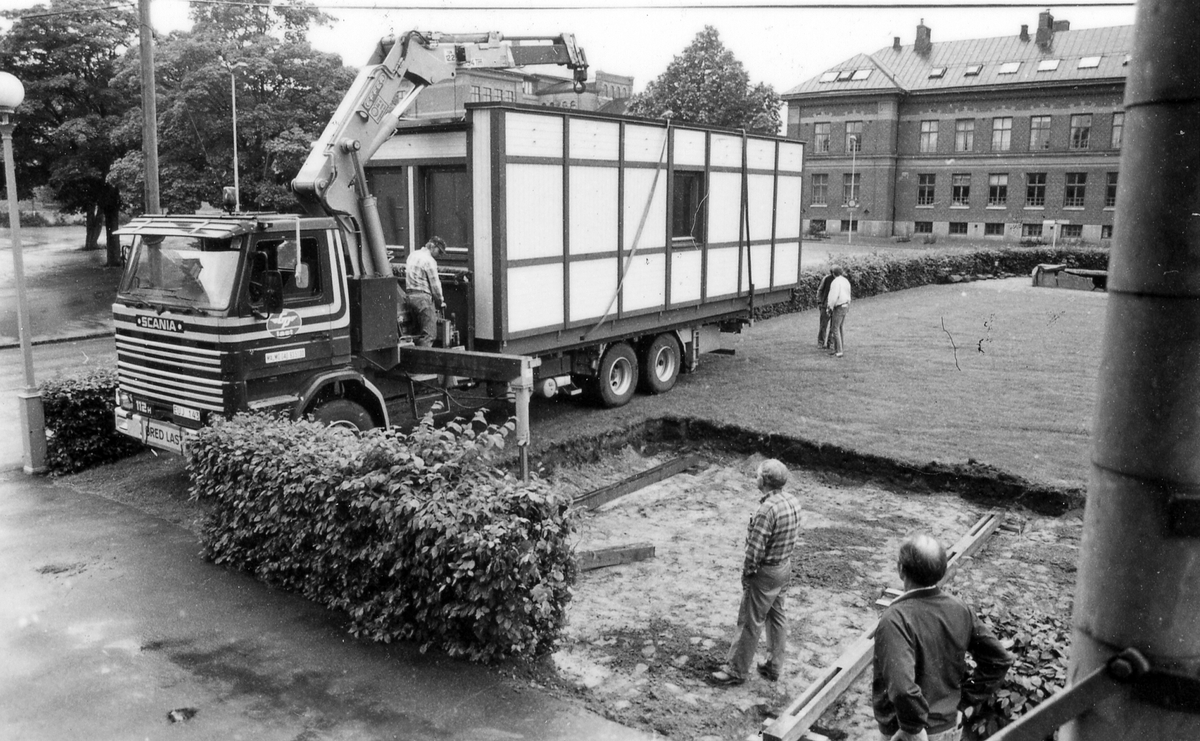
[
  {"xmin": 873, "ymin": 534, "xmax": 1012, "ymax": 741},
  {"xmin": 710, "ymin": 459, "xmax": 802, "ymax": 686},
  {"xmin": 404, "ymin": 236, "xmax": 447, "ymax": 347},
  {"xmin": 826, "ymin": 265, "xmax": 852, "ymax": 358}
]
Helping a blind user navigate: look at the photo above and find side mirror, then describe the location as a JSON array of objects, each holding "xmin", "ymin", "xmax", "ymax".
[{"xmin": 263, "ymin": 270, "xmax": 284, "ymax": 314}]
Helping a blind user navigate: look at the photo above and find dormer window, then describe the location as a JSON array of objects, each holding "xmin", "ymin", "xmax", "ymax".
[
  {"xmin": 964, "ymin": 64, "xmax": 983, "ymax": 77},
  {"xmin": 1037, "ymin": 59, "xmax": 1060, "ymax": 72},
  {"xmin": 852, "ymin": 69, "xmax": 872, "ymax": 81},
  {"xmin": 929, "ymin": 67, "xmax": 946, "ymax": 79},
  {"xmin": 1078, "ymin": 56, "xmax": 1101, "ymax": 69},
  {"xmin": 998, "ymin": 62, "xmax": 1020, "ymax": 75},
  {"xmin": 819, "ymin": 71, "xmax": 838, "ymax": 83},
  {"xmin": 836, "ymin": 70, "xmax": 855, "ymax": 81}
]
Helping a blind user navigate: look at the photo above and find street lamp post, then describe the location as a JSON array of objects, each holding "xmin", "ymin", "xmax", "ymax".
[
  {"xmin": 847, "ymin": 134, "xmax": 858, "ymax": 245},
  {"xmin": 0, "ymin": 71, "xmax": 47, "ymax": 474},
  {"xmin": 224, "ymin": 61, "xmax": 248, "ymax": 212}
]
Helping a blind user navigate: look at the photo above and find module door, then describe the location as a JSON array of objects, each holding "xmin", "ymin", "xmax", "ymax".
[{"xmin": 420, "ymin": 166, "xmax": 471, "ymax": 345}]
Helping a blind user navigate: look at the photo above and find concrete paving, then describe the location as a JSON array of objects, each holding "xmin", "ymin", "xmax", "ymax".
[{"xmin": 0, "ymin": 470, "xmax": 652, "ymax": 740}]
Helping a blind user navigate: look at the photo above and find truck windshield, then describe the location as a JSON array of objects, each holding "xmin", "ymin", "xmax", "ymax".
[{"xmin": 118, "ymin": 234, "xmax": 242, "ymax": 312}]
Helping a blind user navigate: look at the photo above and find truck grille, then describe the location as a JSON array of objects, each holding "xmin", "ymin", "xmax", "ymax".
[{"xmin": 116, "ymin": 331, "xmax": 228, "ymax": 413}]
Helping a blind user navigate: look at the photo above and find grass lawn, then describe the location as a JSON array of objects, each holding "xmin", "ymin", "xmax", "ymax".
[{"xmin": 529, "ymin": 276, "xmax": 1107, "ymax": 494}]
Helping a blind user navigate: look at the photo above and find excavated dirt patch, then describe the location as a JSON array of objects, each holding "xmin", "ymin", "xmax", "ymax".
[{"xmin": 535, "ymin": 448, "xmax": 1080, "ymax": 741}]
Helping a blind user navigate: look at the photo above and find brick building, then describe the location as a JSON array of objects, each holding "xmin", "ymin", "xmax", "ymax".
[
  {"xmin": 406, "ymin": 69, "xmax": 633, "ymax": 119},
  {"xmin": 782, "ymin": 12, "xmax": 1129, "ymax": 243}
]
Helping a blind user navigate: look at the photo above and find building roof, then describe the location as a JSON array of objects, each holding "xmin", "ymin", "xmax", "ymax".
[{"xmin": 784, "ymin": 23, "xmax": 1132, "ymax": 98}]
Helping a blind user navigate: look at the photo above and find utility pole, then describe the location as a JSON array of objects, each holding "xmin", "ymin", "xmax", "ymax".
[
  {"xmin": 1062, "ymin": 0, "xmax": 1200, "ymax": 737},
  {"xmin": 139, "ymin": 0, "xmax": 160, "ymax": 214}
]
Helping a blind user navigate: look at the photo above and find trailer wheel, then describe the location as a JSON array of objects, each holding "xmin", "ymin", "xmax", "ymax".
[
  {"xmin": 639, "ymin": 333, "xmax": 681, "ymax": 394},
  {"xmin": 595, "ymin": 342, "xmax": 638, "ymax": 408},
  {"xmin": 312, "ymin": 399, "xmax": 374, "ymax": 432}
]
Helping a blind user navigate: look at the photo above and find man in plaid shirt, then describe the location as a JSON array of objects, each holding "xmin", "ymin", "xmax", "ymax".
[{"xmin": 711, "ymin": 459, "xmax": 803, "ymax": 685}]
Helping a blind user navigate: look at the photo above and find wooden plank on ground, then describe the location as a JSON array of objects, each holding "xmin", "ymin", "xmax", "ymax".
[
  {"xmin": 763, "ymin": 510, "xmax": 1004, "ymax": 741},
  {"xmin": 571, "ymin": 454, "xmax": 705, "ymax": 511},
  {"xmin": 876, "ymin": 509, "xmax": 1004, "ymax": 607},
  {"xmin": 575, "ymin": 542, "xmax": 656, "ymax": 572}
]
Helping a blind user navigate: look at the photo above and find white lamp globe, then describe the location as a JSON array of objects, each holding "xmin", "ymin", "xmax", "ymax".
[{"xmin": 0, "ymin": 72, "xmax": 26, "ymax": 112}]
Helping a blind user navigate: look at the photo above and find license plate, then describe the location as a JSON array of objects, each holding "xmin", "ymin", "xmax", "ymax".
[{"xmin": 143, "ymin": 418, "xmax": 185, "ymax": 454}]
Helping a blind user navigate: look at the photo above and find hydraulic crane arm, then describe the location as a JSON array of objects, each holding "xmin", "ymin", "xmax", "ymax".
[{"xmin": 292, "ymin": 31, "xmax": 589, "ymax": 277}]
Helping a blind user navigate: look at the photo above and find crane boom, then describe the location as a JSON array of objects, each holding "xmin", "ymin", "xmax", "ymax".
[{"xmin": 292, "ymin": 31, "xmax": 589, "ymax": 277}]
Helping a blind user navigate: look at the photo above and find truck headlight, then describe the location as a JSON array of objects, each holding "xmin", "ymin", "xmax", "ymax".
[{"xmin": 116, "ymin": 390, "xmax": 134, "ymax": 411}]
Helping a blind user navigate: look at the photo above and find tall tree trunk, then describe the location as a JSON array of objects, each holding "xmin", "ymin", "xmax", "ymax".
[
  {"xmin": 83, "ymin": 203, "xmax": 102, "ymax": 250},
  {"xmin": 100, "ymin": 184, "xmax": 123, "ymax": 267}
]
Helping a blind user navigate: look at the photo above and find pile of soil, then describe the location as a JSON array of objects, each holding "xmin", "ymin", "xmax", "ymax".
[{"xmin": 537, "ymin": 449, "xmax": 1080, "ymax": 741}]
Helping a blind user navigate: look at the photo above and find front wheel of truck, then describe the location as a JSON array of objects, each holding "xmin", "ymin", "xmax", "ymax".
[{"xmin": 312, "ymin": 399, "xmax": 374, "ymax": 432}]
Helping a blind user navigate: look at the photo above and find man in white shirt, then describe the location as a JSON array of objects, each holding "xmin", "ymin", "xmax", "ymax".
[
  {"xmin": 404, "ymin": 236, "xmax": 447, "ymax": 347},
  {"xmin": 826, "ymin": 265, "xmax": 852, "ymax": 358}
]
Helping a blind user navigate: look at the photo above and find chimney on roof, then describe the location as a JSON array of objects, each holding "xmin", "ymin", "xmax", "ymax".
[
  {"xmin": 915, "ymin": 19, "xmax": 932, "ymax": 56},
  {"xmin": 1020, "ymin": 24, "xmax": 1030, "ymax": 42},
  {"xmin": 894, "ymin": 36, "xmax": 901, "ymax": 50},
  {"xmin": 1036, "ymin": 10, "xmax": 1054, "ymax": 46},
  {"xmin": 1053, "ymin": 19, "xmax": 1071, "ymax": 32}
]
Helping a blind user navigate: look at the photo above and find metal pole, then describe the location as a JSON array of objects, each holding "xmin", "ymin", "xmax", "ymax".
[
  {"xmin": 1, "ymin": 115, "xmax": 47, "ymax": 474},
  {"xmin": 230, "ymin": 69, "xmax": 240, "ymax": 213},
  {"xmin": 1063, "ymin": 0, "xmax": 1200, "ymax": 737},
  {"xmin": 138, "ymin": 0, "xmax": 160, "ymax": 213},
  {"xmin": 849, "ymin": 135, "xmax": 857, "ymax": 244},
  {"xmin": 512, "ymin": 363, "xmax": 534, "ymax": 483}
]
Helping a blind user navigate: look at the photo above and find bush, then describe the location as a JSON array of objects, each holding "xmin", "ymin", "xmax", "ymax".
[
  {"xmin": 40, "ymin": 369, "xmax": 144, "ymax": 474},
  {"xmin": 187, "ymin": 411, "xmax": 577, "ymax": 663},
  {"xmin": 755, "ymin": 245, "xmax": 1108, "ymax": 321},
  {"xmin": 963, "ymin": 603, "xmax": 1070, "ymax": 739},
  {"xmin": 0, "ymin": 210, "xmax": 53, "ymax": 228}
]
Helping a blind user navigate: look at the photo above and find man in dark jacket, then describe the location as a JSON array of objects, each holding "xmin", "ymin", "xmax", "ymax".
[
  {"xmin": 873, "ymin": 534, "xmax": 1013, "ymax": 741},
  {"xmin": 816, "ymin": 268, "xmax": 835, "ymax": 348}
]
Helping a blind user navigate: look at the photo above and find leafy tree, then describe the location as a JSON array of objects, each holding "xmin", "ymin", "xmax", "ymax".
[
  {"xmin": 627, "ymin": 26, "xmax": 781, "ymax": 135},
  {"xmin": 0, "ymin": 0, "xmax": 138, "ymax": 264},
  {"xmin": 108, "ymin": 3, "xmax": 353, "ymax": 215}
]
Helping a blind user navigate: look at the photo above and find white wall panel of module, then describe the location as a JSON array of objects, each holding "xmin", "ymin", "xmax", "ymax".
[
  {"xmin": 508, "ymin": 263, "xmax": 564, "ymax": 333},
  {"xmin": 670, "ymin": 248, "xmax": 703, "ymax": 305},
  {"xmin": 707, "ymin": 172, "xmax": 742, "ymax": 245},
  {"xmin": 673, "ymin": 128, "xmax": 706, "ymax": 167},
  {"xmin": 710, "ymin": 133, "xmax": 743, "ymax": 168},
  {"xmin": 706, "ymin": 246, "xmax": 741, "ymax": 298},
  {"xmin": 569, "ymin": 166, "xmax": 618, "ymax": 255},
  {"xmin": 570, "ymin": 256, "xmax": 619, "ymax": 322},
  {"xmin": 505, "ymin": 113, "xmax": 564, "ymax": 158},
  {"xmin": 568, "ymin": 118, "xmax": 619, "ymax": 161},
  {"xmin": 773, "ymin": 242, "xmax": 801, "ymax": 288},
  {"xmin": 506, "ymin": 164, "xmax": 563, "ymax": 260},
  {"xmin": 624, "ymin": 124, "xmax": 668, "ymax": 164},
  {"xmin": 373, "ymin": 130, "xmax": 467, "ymax": 162},
  {"xmin": 775, "ymin": 175, "xmax": 803, "ymax": 240},
  {"xmin": 622, "ymin": 252, "xmax": 667, "ymax": 312},
  {"xmin": 472, "ymin": 110, "xmax": 494, "ymax": 340},
  {"xmin": 748, "ymin": 174, "xmax": 775, "ymax": 242},
  {"xmin": 742, "ymin": 244, "xmax": 774, "ymax": 293},
  {"xmin": 747, "ymin": 138, "xmax": 776, "ymax": 170},
  {"xmin": 622, "ymin": 168, "xmax": 667, "ymax": 250}
]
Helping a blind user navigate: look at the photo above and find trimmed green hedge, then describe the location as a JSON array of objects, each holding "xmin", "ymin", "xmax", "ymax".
[
  {"xmin": 186, "ymin": 411, "xmax": 577, "ymax": 662},
  {"xmin": 757, "ymin": 245, "xmax": 1109, "ymax": 320},
  {"xmin": 41, "ymin": 369, "xmax": 144, "ymax": 475}
]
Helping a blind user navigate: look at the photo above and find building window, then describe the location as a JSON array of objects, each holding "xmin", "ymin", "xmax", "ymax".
[
  {"xmin": 1037, "ymin": 59, "xmax": 1061, "ymax": 72},
  {"xmin": 964, "ymin": 64, "xmax": 983, "ymax": 77},
  {"xmin": 810, "ymin": 219, "xmax": 827, "ymax": 233},
  {"xmin": 949, "ymin": 222, "xmax": 968, "ymax": 235},
  {"xmin": 502, "ymin": 90, "xmax": 515, "ymax": 102},
  {"xmin": 914, "ymin": 221, "xmax": 933, "ymax": 233},
  {"xmin": 1023, "ymin": 223, "xmax": 1044, "ymax": 237},
  {"xmin": 814, "ymin": 122, "xmax": 831, "ymax": 152},
  {"xmin": 917, "ymin": 174, "xmax": 936, "ymax": 206},
  {"xmin": 1106, "ymin": 172, "xmax": 1118, "ymax": 207},
  {"xmin": 470, "ymin": 86, "xmax": 480, "ymax": 102},
  {"xmin": 1070, "ymin": 114, "xmax": 1092, "ymax": 149},
  {"xmin": 836, "ymin": 70, "xmax": 854, "ymax": 82},
  {"xmin": 919, "ymin": 120, "xmax": 938, "ymax": 153},
  {"xmin": 1026, "ymin": 173, "xmax": 1047, "ymax": 206},
  {"xmin": 929, "ymin": 67, "xmax": 946, "ymax": 79},
  {"xmin": 998, "ymin": 62, "xmax": 1021, "ymax": 75},
  {"xmin": 1111, "ymin": 112, "xmax": 1124, "ymax": 149},
  {"xmin": 992, "ymin": 117, "xmax": 1013, "ymax": 151},
  {"xmin": 1101, "ymin": 224, "xmax": 1113, "ymax": 239},
  {"xmin": 951, "ymin": 174, "xmax": 971, "ymax": 206},
  {"xmin": 843, "ymin": 173, "xmax": 861, "ymax": 205},
  {"xmin": 845, "ymin": 121, "xmax": 863, "ymax": 152},
  {"xmin": 811, "ymin": 174, "xmax": 828, "ymax": 205},
  {"xmin": 819, "ymin": 71, "xmax": 839, "ymax": 83},
  {"xmin": 1030, "ymin": 115, "xmax": 1052, "ymax": 150},
  {"xmin": 481, "ymin": 88, "xmax": 494, "ymax": 102},
  {"xmin": 852, "ymin": 69, "xmax": 872, "ymax": 81},
  {"xmin": 523, "ymin": 80, "xmax": 534, "ymax": 95},
  {"xmin": 1061, "ymin": 224, "xmax": 1083, "ymax": 238},
  {"xmin": 1065, "ymin": 172, "xmax": 1087, "ymax": 207},
  {"xmin": 1078, "ymin": 56, "xmax": 1101, "ymax": 69},
  {"xmin": 985, "ymin": 222, "xmax": 1005, "ymax": 236},
  {"xmin": 988, "ymin": 174, "xmax": 1008, "ymax": 206},
  {"xmin": 840, "ymin": 219, "xmax": 858, "ymax": 232},
  {"xmin": 955, "ymin": 119, "xmax": 975, "ymax": 152},
  {"xmin": 672, "ymin": 171, "xmax": 706, "ymax": 240}
]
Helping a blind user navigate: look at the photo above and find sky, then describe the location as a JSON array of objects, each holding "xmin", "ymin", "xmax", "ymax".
[{"xmin": 5, "ymin": 1, "xmax": 1137, "ymax": 94}]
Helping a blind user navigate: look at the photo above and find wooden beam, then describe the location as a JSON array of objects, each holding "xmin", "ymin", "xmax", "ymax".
[
  {"xmin": 576, "ymin": 543, "xmax": 656, "ymax": 572},
  {"xmin": 398, "ymin": 346, "xmax": 540, "ymax": 382},
  {"xmin": 875, "ymin": 510, "xmax": 1003, "ymax": 608},
  {"xmin": 763, "ymin": 511, "xmax": 1004, "ymax": 741},
  {"xmin": 572, "ymin": 454, "xmax": 705, "ymax": 511}
]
